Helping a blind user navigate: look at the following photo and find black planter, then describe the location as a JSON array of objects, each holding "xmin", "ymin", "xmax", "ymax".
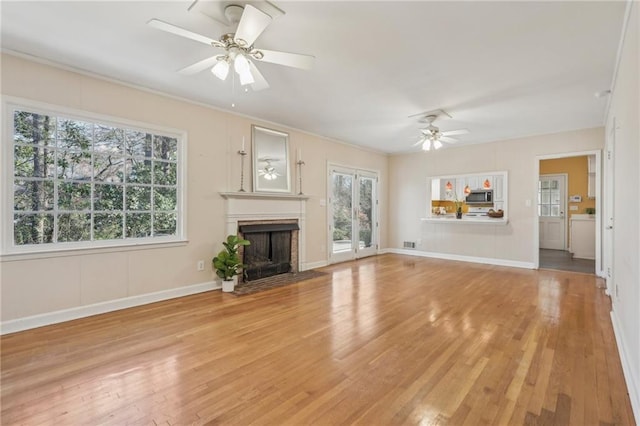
[{"xmin": 456, "ymin": 208, "xmax": 463, "ymax": 219}]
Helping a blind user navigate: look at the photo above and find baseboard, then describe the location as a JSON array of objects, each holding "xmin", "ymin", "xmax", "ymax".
[
  {"xmin": 302, "ymin": 260, "xmax": 328, "ymax": 271},
  {"xmin": 1, "ymin": 281, "xmax": 218, "ymax": 335},
  {"xmin": 381, "ymin": 248, "xmax": 535, "ymax": 270},
  {"xmin": 610, "ymin": 309, "xmax": 640, "ymax": 423}
]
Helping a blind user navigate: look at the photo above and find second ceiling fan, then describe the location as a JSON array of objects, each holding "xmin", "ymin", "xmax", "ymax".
[
  {"xmin": 412, "ymin": 114, "xmax": 469, "ymax": 151},
  {"xmin": 148, "ymin": 3, "xmax": 315, "ymax": 91}
]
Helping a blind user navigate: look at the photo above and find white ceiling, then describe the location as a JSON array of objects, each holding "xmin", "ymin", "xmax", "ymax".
[{"xmin": 0, "ymin": 1, "xmax": 626, "ymax": 153}]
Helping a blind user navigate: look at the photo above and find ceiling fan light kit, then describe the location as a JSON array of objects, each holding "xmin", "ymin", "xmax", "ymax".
[
  {"xmin": 410, "ymin": 111, "xmax": 469, "ymax": 152},
  {"xmin": 148, "ymin": 3, "xmax": 315, "ymax": 92},
  {"xmin": 211, "ymin": 57, "xmax": 230, "ymax": 80}
]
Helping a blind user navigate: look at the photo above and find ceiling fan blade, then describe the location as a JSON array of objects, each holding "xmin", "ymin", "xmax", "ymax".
[
  {"xmin": 411, "ymin": 136, "xmax": 426, "ymax": 147},
  {"xmin": 147, "ymin": 19, "xmax": 221, "ymax": 47},
  {"xmin": 440, "ymin": 136, "xmax": 458, "ymax": 143},
  {"xmin": 178, "ymin": 56, "xmax": 220, "ymax": 75},
  {"xmin": 442, "ymin": 129, "xmax": 469, "ymax": 137},
  {"xmin": 255, "ymin": 49, "xmax": 315, "ymax": 70},
  {"xmin": 234, "ymin": 4, "xmax": 272, "ymax": 47},
  {"xmin": 248, "ymin": 61, "xmax": 270, "ymax": 91}
]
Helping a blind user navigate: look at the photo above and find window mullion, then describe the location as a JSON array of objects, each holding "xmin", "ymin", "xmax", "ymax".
[{"xmin": 9, "ymin": 107, "xmax": 180, "ymax": 251}]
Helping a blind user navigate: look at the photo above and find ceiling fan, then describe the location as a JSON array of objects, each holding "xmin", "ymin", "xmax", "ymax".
[
  {"xmin": 147, "ymin": 3, "xmax": 315, "ymax": 91},
  {"xmin": 258, "ymin": 158, "xmax": 280, "ymax": 180},
  {"xmin": 412, "ymin": 114, "xmax": 469, "ymax": 151}
]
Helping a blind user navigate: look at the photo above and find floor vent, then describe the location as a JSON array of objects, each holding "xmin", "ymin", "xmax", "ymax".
[{"xmin": 403, "ymin": 241, "xmax": 416, "ymax": 249}]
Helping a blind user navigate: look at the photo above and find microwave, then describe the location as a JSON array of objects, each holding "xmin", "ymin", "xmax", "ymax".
[{"xmin": 466, "ymin": 189, "xmax": 493, "ymax": 204}]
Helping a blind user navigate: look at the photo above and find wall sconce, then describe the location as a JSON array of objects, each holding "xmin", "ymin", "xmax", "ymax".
[
  {"xmin": 445, "ymin": 181, "xmax": 453, "ymax": 191},
  {"xmin": 464, "ymin": 185, "xmax": 471, "ymax": 195}
]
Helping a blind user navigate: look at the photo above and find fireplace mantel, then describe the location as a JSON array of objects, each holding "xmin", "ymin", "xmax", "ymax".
[
  {"xmin": 221, "ymin": 192, "xmax": 308, "ymax": 271},
  {"xmin": 220, "ymin": 192, "xmax": 309, "ymax": 201}
]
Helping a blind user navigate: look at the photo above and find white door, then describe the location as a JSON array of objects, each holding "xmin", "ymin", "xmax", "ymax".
[
  {"xmin": 539, "ymin": 174, "xmax": 566, "ymax": 250},
  {"xmin": 603, "ymin": 121, "xmax": 615, "ymax": 294},
  {"xmin": 329, "ymin": 166, "xmax": 378, "ymax": 263}
]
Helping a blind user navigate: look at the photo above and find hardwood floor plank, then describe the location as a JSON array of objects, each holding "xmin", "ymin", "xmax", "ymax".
[{"xmin": 1, "ymin": 254, "xmax": 634, "ymax": 425}]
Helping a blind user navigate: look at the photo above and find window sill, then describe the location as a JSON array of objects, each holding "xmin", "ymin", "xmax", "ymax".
[{"xmin": 0, "ymin": 239, "xmax": 189, "ymax": 262}]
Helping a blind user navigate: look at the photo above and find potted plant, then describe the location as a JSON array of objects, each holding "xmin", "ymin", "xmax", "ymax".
[
  {"xmin": 453, "ymin": 197, "xmax": 464, "ymax": 219},
  {"xmin": 212, "ymin": 234, "xmax": 250, "ymax": 292}
]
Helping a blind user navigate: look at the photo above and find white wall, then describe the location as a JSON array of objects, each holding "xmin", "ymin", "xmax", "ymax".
[
  {"xmin": 606, "ymin": 1, "xmax": 640, "ymax": 420},
  {"xmin": 388, "ymin": 127, "xmax": 604, "ymax": 266},
  {"xmin": 0, "ymin": 54, "xmax": 388, "ymax": 326}
]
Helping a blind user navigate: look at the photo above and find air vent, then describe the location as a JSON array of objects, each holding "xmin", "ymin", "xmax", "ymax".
[{"xmin": 403, "ymin": 241, "xmax": 416, "ymax": 249}]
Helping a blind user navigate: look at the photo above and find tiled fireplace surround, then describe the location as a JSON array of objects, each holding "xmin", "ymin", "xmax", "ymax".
[{"xmin": 221, "ymin": 193, "xmax": 309, "ymax": 277}]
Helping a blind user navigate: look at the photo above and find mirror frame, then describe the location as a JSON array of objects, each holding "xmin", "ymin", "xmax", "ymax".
[{"xmin": 252, "ymin": 125, "xmax": 291, "ymax": 193}]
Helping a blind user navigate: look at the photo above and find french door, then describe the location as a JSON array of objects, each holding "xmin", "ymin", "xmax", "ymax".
[
  {"xmin": 328, "ymin": 166, "xmax": 378, "ymax": 263},
  {"xmin": 539, "ymin": 174, "xmax": 567, "ymax": 250}
]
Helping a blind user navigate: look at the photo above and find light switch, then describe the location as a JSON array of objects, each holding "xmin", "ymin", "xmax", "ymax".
[
  {"xmin": 525, "ymin": 199, "xmax": 532, "ymax": 207},
  {"xmin": 570, "ymin": 205, "xmax": 579, "ymax": 211},
  {"xmin": 319, "ymin": 199, "xmax": 326, "ymax": 207}
]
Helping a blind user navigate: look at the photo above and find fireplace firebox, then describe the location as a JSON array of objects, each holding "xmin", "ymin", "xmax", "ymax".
[{"xmin": 239, "ymin": 221, "xmax": 299, "ymax": 281}]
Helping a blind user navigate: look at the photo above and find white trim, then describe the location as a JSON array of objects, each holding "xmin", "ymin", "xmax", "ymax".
[
  {"xmin": 421, "ymin": 217, "xmax": 509, "ymax": 225},
  {"xmin": 2, "ymin": 96, "xmax": 188, "ymax": 256},
  {"xmin": 3, "ymin": 96, "xmax": 186, "ymax": 137},
  {"xmin": 327, "ymin": 163, "xmax": 381, "ymax": 264},
  {"xmin": 1, "ymin": 50, "xmax": 389, "ymax": 157},
  {"xmin": 0, "ymin": 239, "xmax": 188, "ymax": 262},
  {"xmin": 0, "ymin": 280, "xmax": 217, "ymax": 335},
  {"xmin": 610, "ymin": 310, "xmax": 640, "ymax": 423},
  {"xmin": 381, "ymin": 248, "xmax": 535, "ymax": 270},
  {"xmin": 604, "ymin": 0, "xmax": 635, "ymax": 121},
  {"xmin": 220, "ymin": 192, "xmax": 309, "ymax": 201},
  {"xmin": 534, "ymin": 150, "xmax": 602, "ymax": 272},
  {"xmin": 302, "ymin": 260, "xmax": 328, "ymax": 270},
  {"xmin": 222, "ymin": 196, "xmax": 307, "ymax": 273}
]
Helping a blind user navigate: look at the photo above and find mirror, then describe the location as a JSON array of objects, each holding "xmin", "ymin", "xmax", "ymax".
[{"xmin": 252, "ymin": 125, "xmax": 291, "ymax": 193}]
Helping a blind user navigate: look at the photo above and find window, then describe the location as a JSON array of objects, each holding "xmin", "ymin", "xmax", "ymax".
[{"xmin": 5, "ymin": 103, "xmax": 185, "ymax": 254}]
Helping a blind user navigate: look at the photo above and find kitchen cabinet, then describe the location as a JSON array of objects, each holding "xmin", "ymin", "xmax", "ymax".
[
  {"xmin": 493, "ymin": 175, "xmax": 504, "ymax": 201},
  {"xmin": 570, "ymin": 214, "xmax": 595, "ymax": 259},
  {"xmin": 467, "ymin": 176, "xmax": 480, "ymax": 191},
  {"xmin": 480, "ymin": 176, "xmax": 493, "ymax": 189},
  {"xmin": 455, "ymin": 177, "xmax": 467, "ymax": 200},
  {"xmin": 440, "ymin": 178, "xmax": 456, "ymax": 200},
  {"xmin": 587, "ymin": 155, "xmax": 596, "ymax": 199}
]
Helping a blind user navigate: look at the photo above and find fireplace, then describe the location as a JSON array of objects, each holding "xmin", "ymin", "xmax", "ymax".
[
  {"xmin": 239, "ymin": 220, "xmax": 299, "ymax": 281},
  {"xmin": 220, "ymin": 192, "xmax": 308, "ymax": 277}
]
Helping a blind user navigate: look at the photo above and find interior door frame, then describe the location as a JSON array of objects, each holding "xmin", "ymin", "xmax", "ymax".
[
  {"xmin": 327, "ymin": 162, "xmax": 380, "ymax": 264},
  {"xmin": 603, "ymin": 119, "xmax": 615, "ymax": 296},
  {"xmin": 534, "ymin": 150, "xmax": 602, "ymax": 275},
  {"xmin": 538, "ymin": 173, "xmax": 568, "ymax": 250}
]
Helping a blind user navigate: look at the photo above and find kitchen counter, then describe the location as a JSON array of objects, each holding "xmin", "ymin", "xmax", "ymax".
[{"xmin": 421, "ymin": 214, "xmax": 509, "ymax": 225}]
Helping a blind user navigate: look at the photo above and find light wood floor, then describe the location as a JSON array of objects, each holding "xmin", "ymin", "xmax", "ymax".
[{"xmin": 1, "ymin": 254, "xmax": 634, "ymax": 425}]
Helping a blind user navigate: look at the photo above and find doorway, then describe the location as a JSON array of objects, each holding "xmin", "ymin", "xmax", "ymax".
[
  {"xmin": 535, "ymin": 152, "xmax": 601, "ymax": 275},
  {"xmin": 328, "ymin": 165, "xmax": 378, "ymax": 264}
]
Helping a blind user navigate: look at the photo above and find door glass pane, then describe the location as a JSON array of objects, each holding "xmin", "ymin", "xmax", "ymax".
[
  {"xmin": 541, "ymin": 191, "xmax": 550, "ymax": 204},
  {"xmin": 358, "ymin": 177, "xmax": 374, "ymax": 249},
  {"xmin": 332, "ymin": 172, "xmax": 352, "ymax": 253},
  {"xmin": 538, "ymin": 177, "xmax": 563, "ymax": 218}
]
